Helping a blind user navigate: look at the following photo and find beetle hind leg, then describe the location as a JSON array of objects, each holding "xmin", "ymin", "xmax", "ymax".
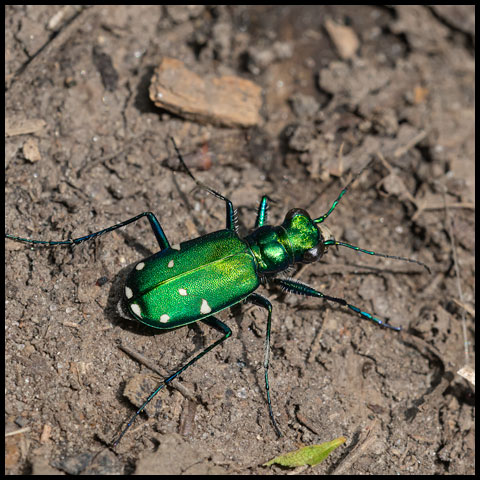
[
  {"xmin": 6, "ymin": 211, "xmax": 170, "ymax": 251},
  {"xmin": 111, "ymin": 316, "xmax": 231, "ymax": 447}
]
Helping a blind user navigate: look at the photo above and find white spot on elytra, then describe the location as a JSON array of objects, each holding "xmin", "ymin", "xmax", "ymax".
[
  {"xmin": 200, "ymin": 299, "xmax": 211, "ymax": 315},
  {"xmin": 125, "ymin": 286, "xmax": 133, "ymax": 299},
  {"xmin": 171, "ymin": 243, "xmax": 180, "ymax": 251},
  {"xmin": 178, "ymin": 288, "xmax": 187, "ymax": 296},
  {"xmin": 168, "ymin": 259, "xmax": 174, "ymax": 268},
  {"xmin": 131, "ymin": 303, "xmax": 142, "ymax": 317},
  {"xmin": 136, "ymin": 262, "xmax": 145, "ymax": 271},
  {"xmin": 160, "ymin": 314, "xmax": 170, "ymax": 323}
]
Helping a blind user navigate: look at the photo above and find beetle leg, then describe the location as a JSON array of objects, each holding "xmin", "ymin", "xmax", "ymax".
[
  {"xmin": 170, "ymin": 137, "xmax": 238, "ymax": 232},
  {"xmin": 6, "ymin": 211, "xmax": 170, "ymax": 251},
  {"xmin": 111, "ymin": 316, "xmax": 231, "ymax": 448},
  {"xmin": 275, "ymin": 278, "xmax": 401, "ymax": 331},
  {"xmin": 246, "ymin": 293, "xmax": 283, "ymax": 437},
  {"xmin": 254, "ymin": 195, "xmax": 269, "ymax": 228},
  {"xmin": 254, "ymin": 194, "xmax": 277, "ymax": 228}
]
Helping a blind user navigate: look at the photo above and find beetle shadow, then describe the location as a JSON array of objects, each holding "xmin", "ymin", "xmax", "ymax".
[{"xmin": 103, "ymin": 262, "xmax": 162, "ymax": 338}]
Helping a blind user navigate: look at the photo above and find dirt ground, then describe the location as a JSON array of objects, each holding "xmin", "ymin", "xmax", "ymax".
[{"xmin": 5, "ymin": 5, "xmax": 474, "ymax": 475}]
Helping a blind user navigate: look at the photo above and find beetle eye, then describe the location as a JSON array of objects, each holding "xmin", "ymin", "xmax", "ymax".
[{"xmin": 302, "ymin": 245, "xmax": 323, "ymax": 263}]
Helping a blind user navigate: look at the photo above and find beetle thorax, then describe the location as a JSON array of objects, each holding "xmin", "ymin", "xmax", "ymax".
[
  {"xmin": 245, "ymin": 225, "xmax": 292, "ymax": 274},
  {"xmin": 245, "ymin": 208, "xmax": 325, "ymax": 274}
]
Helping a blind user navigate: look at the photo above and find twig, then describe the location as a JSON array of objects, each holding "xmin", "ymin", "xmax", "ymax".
[
  {"xmin": 117, "ymin": 343, "xmax": 199, "ymax": 403},
  {"xmin": 331, "ymin": 421, "xmax": 378, "ymax": 475},
  {"xmin": 441, "ymin": 185, "xmax": 470, "ymax": 365}
]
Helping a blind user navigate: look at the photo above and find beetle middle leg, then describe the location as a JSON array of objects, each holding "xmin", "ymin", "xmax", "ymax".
[
  {"xmin": 170, "ymin": 137, "xmax": 238, "ymax": 232},
  {"xmin": 246, "ymin": 292, "xmax": 283, "ymax": 437}
]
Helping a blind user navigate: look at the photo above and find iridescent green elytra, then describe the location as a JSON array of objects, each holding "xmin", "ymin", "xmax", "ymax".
[
  {"xmin": 5, "ymin": 138, "xmax": 430, "ymax": 447},
  {"xmin": 125, "ymin": 229, "xmax": 259, "ymax": 329}
]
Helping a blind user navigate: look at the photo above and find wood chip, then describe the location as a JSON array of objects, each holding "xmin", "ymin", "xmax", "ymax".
[{"xmin": 149, "ymin": 57, "xmax": 262, "ymax": 127}]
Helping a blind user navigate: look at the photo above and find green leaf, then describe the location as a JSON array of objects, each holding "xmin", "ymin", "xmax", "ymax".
[{"xmin": 263, "ymin": 437, "xmax": 346, "ymax": 468}]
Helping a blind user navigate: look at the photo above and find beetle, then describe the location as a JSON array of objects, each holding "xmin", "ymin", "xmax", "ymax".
[{"xmin": 5, "ymin": 138, "xmax": 430, "ymax": 446}]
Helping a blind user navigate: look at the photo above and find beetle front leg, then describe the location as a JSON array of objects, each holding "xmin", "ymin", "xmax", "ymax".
[
  {"xmin": 255, "ymin": 195, "xmax": 278, "ymax": 228},
  {"xmin": 275, "ymin": 278, "xmax": 401, "ymax": 331}
]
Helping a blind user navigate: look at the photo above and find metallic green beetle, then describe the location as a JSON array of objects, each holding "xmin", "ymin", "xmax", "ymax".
[{"xmin": 6, "ymin": 139, "xmax": 430, "ymax": 446}]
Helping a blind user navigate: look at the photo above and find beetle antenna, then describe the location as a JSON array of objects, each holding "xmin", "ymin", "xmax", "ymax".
[
  {"xmin": 324, "ymin": 239, "xmax": 431, "ymax": 273},
  {"xmin": 315, "ymin": 161, "xmax": 374, "ymax": 224}
]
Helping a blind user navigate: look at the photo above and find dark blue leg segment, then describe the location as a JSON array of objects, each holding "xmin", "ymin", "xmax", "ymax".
[
  {"xmin": 275, "ymin": 278, "xmax": 401, "ymax": 331},
  {"xmin": 170, "ymin": 137, "xmax": 237, "ymax": 232},
  {"xmin": 111, "ymin": 316, "xmax": 231, "ymax": 448},
  {"xmin": 247, "ymin": 292, "xmax": 283, "ymax": 437},
  {"xmin": 254, "ymin": 195, "xmax": 276, "ymax": 228},
  {"xmin": 6, "ymin": 211, "xmax": 170, "ymax": 251},
  {"xmin": 254, "ymin": 195, "xmax": 269, "ymax": 228}
]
